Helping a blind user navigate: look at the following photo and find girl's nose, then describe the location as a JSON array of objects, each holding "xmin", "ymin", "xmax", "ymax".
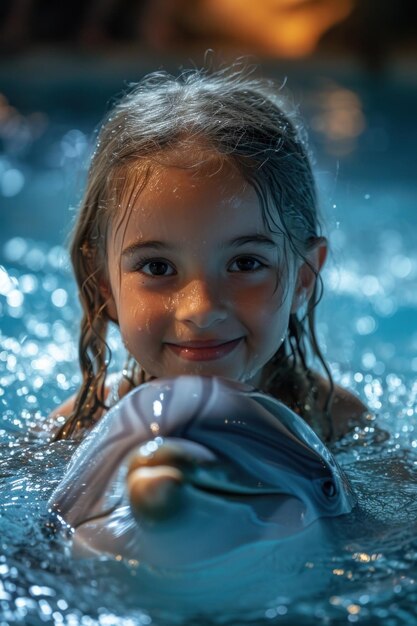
[{"xmin": 175, "ymin": 279, "xmax": 228, "ymax": 328}]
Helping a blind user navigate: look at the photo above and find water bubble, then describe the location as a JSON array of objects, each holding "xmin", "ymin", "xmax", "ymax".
[
  {"xmin": 52, "ymin": 322, "xmax": 72, "ymax": 343},
  {"xmin": 38, "ymin": 598, "xmax": 53, "ymax": 616},
  {"xmin": 359, "ymin": 594, "xmax": 370, "ymax": 604},
  {"xmin": 32, "ymin": 322, "xmax": 50, "ymax": 338},
  {"xmin": 390, "ymin": 255, "xmax": 412, "ymax": 278},
  {"xmin": 57, "ymin": 599, "xmax": 69, "ymax": 611},
  {"xmin": 356, "ymin": 316, "xmax": 377, "ymax": 335},
  {"xmin": 56, "ymin": 373, "xmax": 70, "ymax": 390},
  {"xmin": 386, "ymin": 373, "xmax": 402, "ymax": 389},
  {"xmin": 43, "ymin": 275, "xmax": 58, "ymax": 292},
  {"xmin": 0, "ymin": 266, "xmax": 17, "ymax": 295},
  {"xmin": 47, "ymin": 246, "xmax": 68, "ymax": 270},
  {"xmin": 51, "ymin": 289, "xmax": 68, "ymax": 308},
  {"xmin": 361, "ymin": 275, "xmax": 380, "ymax": 297},
  {"xmin": 19, "ymin": 274, "xmax": 38, "ymax": 294},
  {"xmin": 373, "ymin": 361, "xmax": 385, "ymax": 375},
  {"xmin": 1, "ymin": 168, "xmax": 25, "ymax": 197},
  {"xmin": 362, "ymin": 352, "xmax": 376, "ymax": 369},
  {"xmin": 326, "ymin": 267, "xmax": 358, "ymax": 295},
  {"xmin": 3, "ymin": 238, "xmax": 28, "ymax": 262},
  {"xmin": 25, "ymin": 248, "xmax": 46, "ymax": 272},
  {"xmin": 32, "ymin": 355, "xmax": 54, "ymax": 374},
  {"xmin": 32, "ymin": 376, "xmax": 44, "ymax": 390},
  {"xmin": 374, "ymin": 297, "xmax": 396, "ymax": 317},
  {"xmin": 29, "ymin": 585, "xmax": 56, "ymax": 598},
  {"xmin": 60, "ymin": 129, "xmax": 87, "ymax": 159},
  {"xmin": 8, "ymin": 305, "xmax": 24, "ymax": 318},
  {"xmin": 6, "ymin": 289, "xmax": 24, "ymax": 308}
]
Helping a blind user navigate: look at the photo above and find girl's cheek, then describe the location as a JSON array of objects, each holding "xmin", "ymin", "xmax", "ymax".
[
  {"xmin": 237, "ymin": 280, "xmax": 284, "ymax": 310},
  {"xmin": 137, "ymin": 296, "xmax": 173, "ymax": 334}
]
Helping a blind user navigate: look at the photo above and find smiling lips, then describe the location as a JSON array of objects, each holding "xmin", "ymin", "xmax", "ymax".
[{"xmin": 166, "ymin": 338, "xmax": 242, "ymax": 361}]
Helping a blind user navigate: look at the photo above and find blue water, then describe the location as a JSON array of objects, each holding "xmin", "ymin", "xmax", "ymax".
[{"xmin": 1, "ymin": 58, "xmax": 417, "ymax": 625}]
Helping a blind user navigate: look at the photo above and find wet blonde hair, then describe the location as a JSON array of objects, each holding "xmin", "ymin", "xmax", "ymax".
[{"xmin": 55, "ymin": 64, "xmax": 334, "ymax": 440}]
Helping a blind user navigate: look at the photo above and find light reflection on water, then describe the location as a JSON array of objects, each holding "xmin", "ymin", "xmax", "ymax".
[{"xmin": 1, "ymin": 71, "xmax": 417, "ymax": 625}]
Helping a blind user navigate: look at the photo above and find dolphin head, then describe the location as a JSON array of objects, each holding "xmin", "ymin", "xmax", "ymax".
[{"xmin": 49, "ymin": 376, "xmax": 355, "ymax": 567}]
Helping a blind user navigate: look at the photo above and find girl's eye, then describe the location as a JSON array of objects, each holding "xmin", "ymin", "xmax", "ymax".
[
  {"xmin": 138, "ymin": 260, "xmax": 176, "ymax": 277},
  {"xmin": 228, "ymin": 256, "xmax": 265, "ymax": 273}
]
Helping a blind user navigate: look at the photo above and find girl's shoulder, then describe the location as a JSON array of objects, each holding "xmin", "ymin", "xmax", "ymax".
[
  {"xmin": 264, "ymin": 367, "xmax": 369, "ymax": 440},
  {"xmin": 312, "ymin": 371, "xmax": 369, "ymax": 439},
  {"xmin": 49, "ymin": 394, "xmax": 77, "ymax": 420},
  {"xmin": 44, "ymin": 372, "xmax": 132, "ymax": 440},
  {"xmin": 48, "ymin": 371, "xmax": 131, "ymax": 425}
]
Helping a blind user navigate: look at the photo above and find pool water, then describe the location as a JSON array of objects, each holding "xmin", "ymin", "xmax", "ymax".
[{"xmin": 1, "ymin": 58, "xmax": 417, "ymax": 625}]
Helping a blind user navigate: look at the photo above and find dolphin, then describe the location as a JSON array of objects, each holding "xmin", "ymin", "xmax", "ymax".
[{"xmin": 48, "ymin": 376, "xmax": 355, "ymax": 570}]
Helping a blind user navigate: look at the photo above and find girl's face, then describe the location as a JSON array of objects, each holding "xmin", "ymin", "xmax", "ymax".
[{"xmin": 104, "ymin": 157, "xmax": 320, "ymax": 385}]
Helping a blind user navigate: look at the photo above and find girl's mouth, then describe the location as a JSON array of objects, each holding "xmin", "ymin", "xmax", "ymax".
[{"xmin": 165, "ymin": 338, "xmax": 243, "ymax": 361}]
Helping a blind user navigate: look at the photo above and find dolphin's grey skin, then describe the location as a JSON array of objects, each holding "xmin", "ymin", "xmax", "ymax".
[{"xmin": 49, "ymin": 376, "xmax": 356, "ymax": 569}]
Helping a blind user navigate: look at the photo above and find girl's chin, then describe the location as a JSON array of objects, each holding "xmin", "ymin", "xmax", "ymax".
[
  {"xmin": 134, "ymin": 354, "xmax": 264, "ymax": 386},
  {"xmin": 145, "ymin": 362, "xmax": 248, "ymax": 382}
]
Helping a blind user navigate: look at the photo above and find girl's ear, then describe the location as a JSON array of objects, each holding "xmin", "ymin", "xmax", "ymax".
[
  {"xmin": 291, "ymin": 237, "xmax": 328, "ymax": 313},
  {"xmin": 99, "ymin": 280, "xmax": 119, "ymax": 324}
]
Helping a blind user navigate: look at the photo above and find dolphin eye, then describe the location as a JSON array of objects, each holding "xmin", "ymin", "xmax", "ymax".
[{"xmin": 322, "ymin": 480, "xmax": 337, "ymax": 498}]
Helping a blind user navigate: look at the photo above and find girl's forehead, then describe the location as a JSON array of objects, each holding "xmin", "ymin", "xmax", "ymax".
[
  {"xmin": 122, "ymin": 149, "xmax": 242, "ymax": 193},
  {"xmin": 111, "ymin": 156, "xmax": 274, "ymax": 240}
]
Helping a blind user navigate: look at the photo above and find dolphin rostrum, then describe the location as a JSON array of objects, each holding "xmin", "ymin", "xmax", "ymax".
[{"xmin": 49, "ymin": 376, "xmax": 356, "ymax": 569}]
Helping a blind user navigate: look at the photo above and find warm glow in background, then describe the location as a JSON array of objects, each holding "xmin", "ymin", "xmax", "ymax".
[
  {"xmin": 0, "ymin": 0, "xmax": 415, "ymax": 66},
  {"xmin": 143, "ymin": 0, "xmax": 354, "ymax": 57}
]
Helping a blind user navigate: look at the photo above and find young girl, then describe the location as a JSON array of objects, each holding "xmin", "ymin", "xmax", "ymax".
[{"xmin": 52, "ymin": 65, "xmax": 367, "ymax": 443}]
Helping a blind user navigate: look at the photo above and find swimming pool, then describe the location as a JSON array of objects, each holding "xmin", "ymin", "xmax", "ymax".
[{"xmin": 1, "ymin": 56, "xmax": 417, "ymax": 625}]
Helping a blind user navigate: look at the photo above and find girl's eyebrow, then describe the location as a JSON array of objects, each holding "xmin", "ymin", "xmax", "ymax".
[
  {"xmin": 122, "ymin": 240, "xmax": 171, "ymax": 257},
  {"xmin": 122, "ymin": 234, "xmax": 277, "ymax": 257},
  {"xmin": 230, "ymin": 234, "xmax": 277, "ymax": 248}
]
